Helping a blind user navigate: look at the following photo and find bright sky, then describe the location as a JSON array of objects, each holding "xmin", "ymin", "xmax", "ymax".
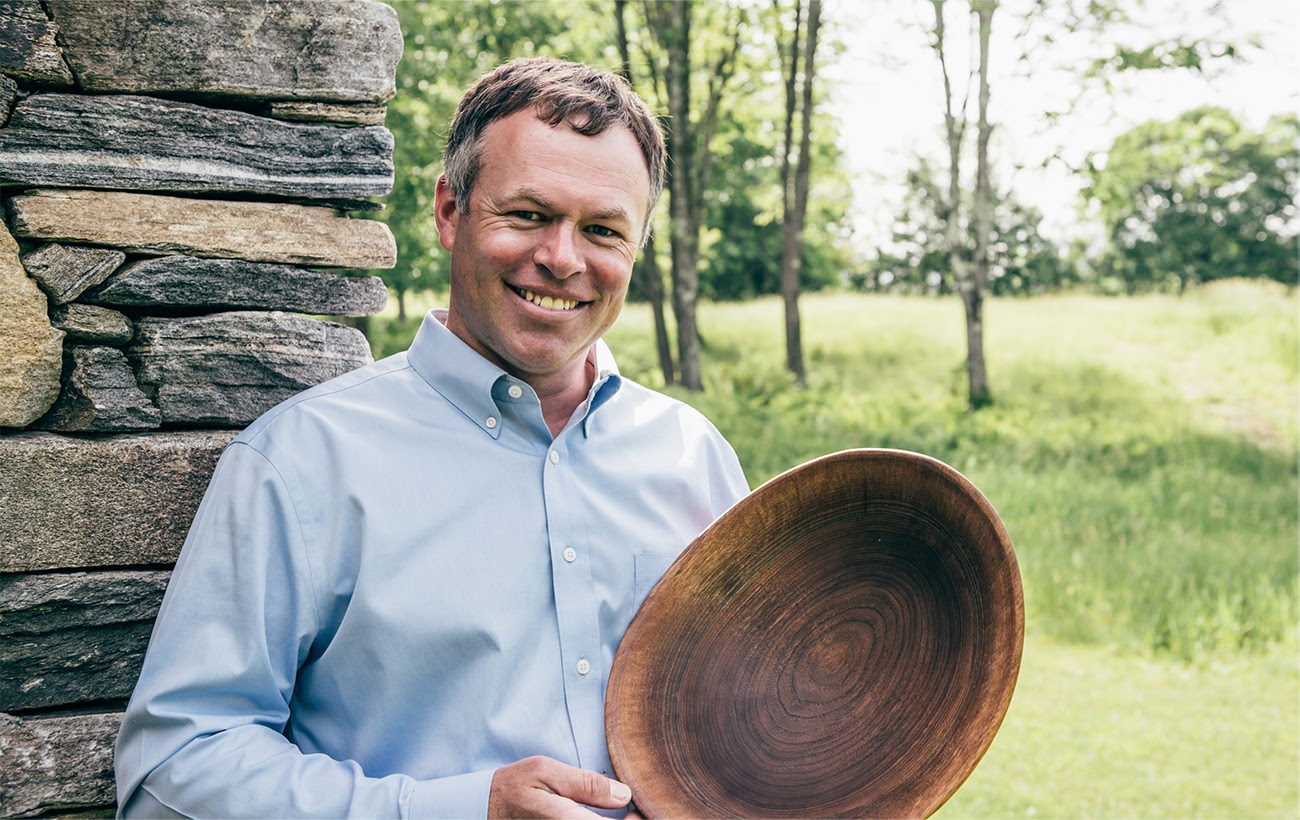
[{"xmin": 823, "ymin": 0, "xmax": 1300, "ymax": 252}]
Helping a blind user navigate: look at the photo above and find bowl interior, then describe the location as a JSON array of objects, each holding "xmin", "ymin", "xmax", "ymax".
[{"xmin": 606, "ymin": 449, "xmax": 1024, "ymax": 819}]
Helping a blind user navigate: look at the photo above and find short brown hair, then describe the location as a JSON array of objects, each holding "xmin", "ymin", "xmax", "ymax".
[{"xmin": 442, "ymin": 57, "xmax": 666, "ymax": 234}]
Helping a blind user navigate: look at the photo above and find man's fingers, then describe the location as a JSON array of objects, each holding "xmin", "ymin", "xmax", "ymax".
[
  {"xmin": 488, "ymin": 756, "xmax": 633, "ymax": 819},
  {"xmin": 550, "ymin": 764, "xmax": 631, "ymax": 810}
]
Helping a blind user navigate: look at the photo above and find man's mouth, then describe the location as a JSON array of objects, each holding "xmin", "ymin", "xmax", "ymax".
[{"xmin": 513, "ymin": 286, "xmax": 580, "ymax": 312}]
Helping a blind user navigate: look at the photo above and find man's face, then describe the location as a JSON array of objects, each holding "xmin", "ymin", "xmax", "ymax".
[{"xmin": 434, "ymin": 109, "xmax": 651, "ymax": 386}]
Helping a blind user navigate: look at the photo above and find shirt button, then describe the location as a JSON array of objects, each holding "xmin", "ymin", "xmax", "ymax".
[
  {"xmin": 563, "ymin": 547, "xmax": 577, "ymax": 563},
  {"xmin": 485, "ymin": 416, "xmax": 497, "ymax": 429},
  {"xmin": 548, "ymin": 450, "xmax": 560, "ymax": 464},
  {"xmin": 507, "ymin": 384, "xmax": 523, "ymax": 399},
  {"xmin": 576, "ymin": 658, "xmax": 591, "ymax": 676}
]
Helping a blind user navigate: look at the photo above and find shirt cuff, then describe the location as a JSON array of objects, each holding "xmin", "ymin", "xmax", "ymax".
[{"xmin": 407, "ymin": 768, "xmax": 494, "ymax": 819}]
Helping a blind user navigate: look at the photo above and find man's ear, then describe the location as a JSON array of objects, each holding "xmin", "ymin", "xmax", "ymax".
[{"xmin": 433, "ymin": 176, "xmax": 459, "ymax": 252}]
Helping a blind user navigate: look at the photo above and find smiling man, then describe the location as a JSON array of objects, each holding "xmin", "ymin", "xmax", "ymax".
[{"xmin": 114, "ymin": 59, "xmax": 749, "ymax": 819}]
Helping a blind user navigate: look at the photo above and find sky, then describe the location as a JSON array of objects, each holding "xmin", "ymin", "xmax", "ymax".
[{"xmin": 822, "ymin": 0, "xmax": 1300, "ymax": 251}]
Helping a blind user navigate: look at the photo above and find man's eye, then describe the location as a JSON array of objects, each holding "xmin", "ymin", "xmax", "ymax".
[
  {"xmin": 587, "ymin": 225, "xmax": 619, "ymax": 238},
  {"xmin": 511, "ymin": 211, "xmax": 545, "ymax": 221}
]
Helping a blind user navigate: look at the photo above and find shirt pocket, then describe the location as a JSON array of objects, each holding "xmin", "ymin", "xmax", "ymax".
[{"xmin": 633, "ymin": 551, "xmax": 679, "ymax": 600}]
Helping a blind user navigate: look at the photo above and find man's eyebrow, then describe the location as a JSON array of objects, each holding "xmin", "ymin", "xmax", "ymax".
[{"xmin": 507, "ymin": 186, "xmax": 634, "ymax": 227}]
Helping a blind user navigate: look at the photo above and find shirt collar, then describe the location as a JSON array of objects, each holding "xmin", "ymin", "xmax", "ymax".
[{"xmin": 405, "ymin": 309, "xmax": 623, "ymax": 439}]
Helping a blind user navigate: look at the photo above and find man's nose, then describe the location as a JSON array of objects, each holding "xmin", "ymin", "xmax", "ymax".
[{"xmin": 533, "ymin": 223, "xmax": 586, "ymax": 279}]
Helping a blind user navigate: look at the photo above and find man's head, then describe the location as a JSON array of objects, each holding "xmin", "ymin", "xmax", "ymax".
[
  {"xmin": 442, "ymin": 57, "xmax": 666, "ymax": 240},
  {"xmin": 434, "ymin": 59, "xmax": 663, "ymax": 393}
]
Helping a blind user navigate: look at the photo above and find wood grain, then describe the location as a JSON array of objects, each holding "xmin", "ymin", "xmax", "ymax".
[{"xmin": 606, "ymin": 449, "xmax": 1024, "ymax": 819}]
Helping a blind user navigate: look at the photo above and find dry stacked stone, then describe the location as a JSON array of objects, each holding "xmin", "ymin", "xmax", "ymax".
[{"xmin": 0, "ymin": 1, "xmax": 402, "ymax": 814}]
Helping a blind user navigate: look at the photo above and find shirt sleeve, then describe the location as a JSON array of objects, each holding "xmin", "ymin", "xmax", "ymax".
[{"xmin": 114, "ymin": 442, "xmax": 495, "ymax": 819}]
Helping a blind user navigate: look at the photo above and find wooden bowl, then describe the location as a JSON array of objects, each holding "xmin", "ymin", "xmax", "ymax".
[{"xmin": 606, "ymin": 449, "xmax": 1024, "ymax": 818}]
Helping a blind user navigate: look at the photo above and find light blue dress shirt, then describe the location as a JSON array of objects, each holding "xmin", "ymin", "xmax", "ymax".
[{"xmin": 114, "ymin": 311, "xmax": 749, "ymax": 819}]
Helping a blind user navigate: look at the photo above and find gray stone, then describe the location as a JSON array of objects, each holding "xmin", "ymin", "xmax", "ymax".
[
  {"xmin": 0, "ymin": 430, "xmax": 236, "ymax": 571},
  {"xmin": 0, "ymin": 711, "xmax": 119, "ymax": 817},
  {"xmin": 48, "ymin": 0, "xmax": 400, "ymax": 103},
  {"xmin": 267, "ymin": 100, "xmax": 388, "ymax": 126},
  {"xmin": 0, "ymin": 74, "xmax": 17, "ymax": 127},
  {"xmin": 128, "ymin": 311, "xmax": 373, "ymax": 427},
  {"xmin": 32, "ymin": 345, "xmax": 161, "ymax": 433},
  {"xmin": 85, "ymin": 255, "xmax": 388, "ymax": 316},
  {"xmin": 7, "ymin": 189, "xmax": 398, "ymax": 269},
  {"xmin": 0, "ymin": 0, "xmax": 75, "ymax": 86},
  {"xmin": 49, "ymin": 302, "xmax": 134, "ymax": 345},
  {"xmin": 20, "ymin": 242, "xmax": 126, "ymax": 305},
  {"xmin": 0, "ymin": 571, "xmax": 170, "ymax": 712},
  {"xmin": 0, "ymin": 222, "xmax": 64, "ymax": 428},
  {"xmin": 0, "ymin": 93, "xmax": 394, "ymax": 200}
]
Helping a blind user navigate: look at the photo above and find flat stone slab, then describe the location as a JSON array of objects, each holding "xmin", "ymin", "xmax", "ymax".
[
  {"xmin": 0, "ymin": 429, "xmax": 236, "ymax": 571},
  {"xmin": 0, "ymin": 74, "xmax": 17, "ymax": 127},
  {"xmin": 0, "ymin": 0, "xmax": 75, "ymax": 86},
  {"xmin": 128, "ymin": 311, "xmax": 373, "ymax": 427},
  {"xmin": 0, "ymin": 93, "xmax": 394, "ymax": 201},
  {"xmin": 0, "ymin": 570, "xmax": 170, "ymax": 712},
  {"xmin": 0, "ymin": 223, "xmax": 64, "ymax": 428},
  {"xmin": 0, "ymin": 711, "xmax": 119, "ymax": 817},
  {"xmin": 20, "ymin": 242, "xmax": 125, "ymax": 305},
  {"xmin": 7, "ymin": 189, "xmax": 397, "ymax": 269},
  {"xmin": 33, "ymin": 345, "xmax": 162, "ymax": 433},
  {"xmin": 48, "ymin": 0, "xmax": 400, "ymax": 103},
  {"xmin": 85, "ymin": 254, "xmax": 388, "ymax": 316},
  {"xmin": 267, "ymin": 100, "xmax": 388, "ymax": 126},
  {"xmin": 49, "ymin": 302, "xmax": 134, "ymax": 345}
]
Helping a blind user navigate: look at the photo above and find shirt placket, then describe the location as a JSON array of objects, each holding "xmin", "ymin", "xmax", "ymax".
[{"xmin": 540, "ymin": 433, "xmax": 612, "ymax": 775}]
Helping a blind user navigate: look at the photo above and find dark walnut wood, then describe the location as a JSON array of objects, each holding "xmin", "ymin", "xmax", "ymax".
[{"xmin": 606, "ymin": 449, "xmax": 1024, "ymax": 819}]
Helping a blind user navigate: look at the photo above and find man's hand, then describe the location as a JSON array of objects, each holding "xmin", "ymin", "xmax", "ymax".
[{"xmin": 487, "ymin": 756, "xmax": 634, "ymax": 819}]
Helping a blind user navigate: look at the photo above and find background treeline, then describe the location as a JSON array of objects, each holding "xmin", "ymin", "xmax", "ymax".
[{"xmin": 369, "ymin": 0, "xmax": 1297, "ymax": 316}]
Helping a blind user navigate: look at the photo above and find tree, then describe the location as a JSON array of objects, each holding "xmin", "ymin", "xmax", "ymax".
[
  {"xmin": 866, "ymin": 158, "xmax": 1070, "ymax": 296},
  {"xmin": 614, "ymin": 0, "xmax": 674, "ymax": 385},
  {"xmin": 930, "ymin": 0, "xmax": 997, "ymax": 409},
  {"xmin": 777, "ymin": 0, "xmax": 823, "ymax": 386},
  {"xmin": 643, "ymin": 0, "xmax": 746, "ymax": 390},
  {"xmin": 1082, "ymin": 107, "xmax": 1299, "ymax": 291}
]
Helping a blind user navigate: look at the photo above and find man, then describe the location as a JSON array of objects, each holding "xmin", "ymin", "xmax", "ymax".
[{"xmin": 114, "ymin": 58, "xmax": 748, "ymax": 818}]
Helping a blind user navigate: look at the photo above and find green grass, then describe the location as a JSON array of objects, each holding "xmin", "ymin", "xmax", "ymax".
[{"xmin": 936, "ymin": 636, "xmax": 1299, "ymax": 818}]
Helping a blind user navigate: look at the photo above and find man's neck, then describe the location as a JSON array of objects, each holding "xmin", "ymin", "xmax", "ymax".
[{"xmin": 531, "ymin": 352, "xmax": 597, "ymax": 438}]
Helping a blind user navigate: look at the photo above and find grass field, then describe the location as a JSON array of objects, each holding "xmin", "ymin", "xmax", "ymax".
[
  {"xmin": 600, "ymin": 282, "xmax": 1299, "ymax": 661},
  {"xmin": 371, "ymin": 280, "xmax": 1299, "ymax": 817},
  {"xmin": 936, "ymin": 637, "xmax": 1298, "ymax": 818}
]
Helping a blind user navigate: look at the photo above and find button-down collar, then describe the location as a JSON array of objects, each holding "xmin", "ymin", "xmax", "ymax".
[{"xmin": 406, "ymin": 310, "xmax": 623, "ymax": 440}]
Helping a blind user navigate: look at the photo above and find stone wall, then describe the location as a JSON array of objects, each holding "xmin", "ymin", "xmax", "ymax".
[{"xmin": 0, "ymin": 2, "xmax": 402, "ymax": 814}]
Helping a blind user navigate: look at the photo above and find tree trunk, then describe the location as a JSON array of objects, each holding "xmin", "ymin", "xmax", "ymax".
[
  {"xmin": 640, "ymin": 235, "xmax": 675, "ymax": 385},
  {"xmin": 967, "ymin": 0, "xmax": 995, "ymax": 408},
  {"xmin": 396, "ymin": 287, "xmax": 407, "ymax": 323},
  {"xmin": 779, "ymin": 0, "xmax": 821, "ymax": 386},
  {"xmin": 933, "ymin": 0, "xmax": 992, "ymax": 410},
  {"xmin": 663, "ymin": 0, "xmax": 701, "ymax": 390},
  {"xmin": 614, "ymin": 0, "xmax": 674, "ymax": 385}
]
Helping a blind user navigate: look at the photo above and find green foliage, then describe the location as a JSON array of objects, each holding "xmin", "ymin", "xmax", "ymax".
[
  {"xmin": 1083, "ymin": 107, "xmax": 1300, "ymax": 291},
  {"xmin": 861, "ymin": 158, "xmax": 1075, "ymax": 295},
  {"xmin": 604, "ymin": 282, "xmax": 1298, "ymax": 661}
]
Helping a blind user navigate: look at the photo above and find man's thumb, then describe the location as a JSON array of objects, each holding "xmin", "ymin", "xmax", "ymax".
[{"xmin": 564, "ymin": 767, "xmax": 632, "ymax": 809}]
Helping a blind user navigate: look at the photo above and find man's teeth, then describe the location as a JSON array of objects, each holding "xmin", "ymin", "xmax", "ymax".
[{"xmin": 518, "ymin": 288, "xmax": 578, "ymax": 311}]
